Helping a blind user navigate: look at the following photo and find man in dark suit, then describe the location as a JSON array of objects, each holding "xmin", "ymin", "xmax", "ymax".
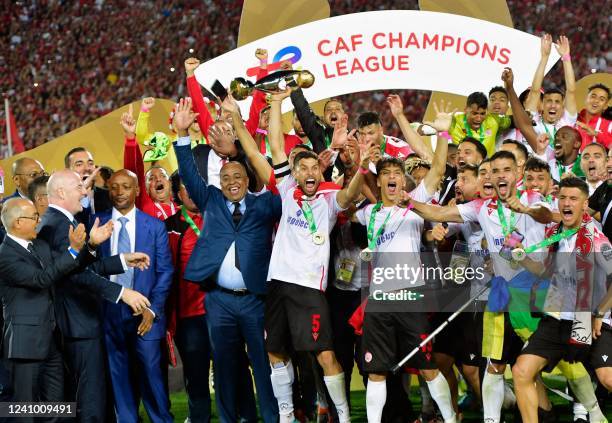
[
  {"xmin": 173, "ymin": 98, "xmax": 282, "ymax": 423},
  {"xmin": 0, "ymin": 198, "xmax": 109, "ymax": 410},
  {"xmin": 65, "ymin": 147, "xmax": 113, "ymax": 223},
  {"xmin": 95, "ymin": 169, "xmax": 173, "ymax": 423},
  {"xmin": 37, "ymin": 169, "xmax": 151, "ymax": 422},
  {"xmin": 2, "ymin": 158, "xmax": 46, "ymax": 203}
]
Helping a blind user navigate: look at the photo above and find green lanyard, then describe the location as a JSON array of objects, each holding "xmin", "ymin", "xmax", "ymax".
[
  {"xmin": 324, "ymin": 133, "xmax": 331, "ymax": 148},
  {"xmin": 464, "ymin": 115, "xmax": 484, "ymax": 142},
  {"xmin": 181, "ymin": 206, "xmax": 201, "ymax": 237},
  {"xmin": 497, "ymin": 192, "xmax": 520, "ymax": 237},
  {"xmin": 301, "ymin": 201, "xmax": 318, "ymax": 235},
  {"xmin": 556, "ymin": 155, "xmax": 582, "ymax": 179},
  {"xmin": 366, "ymin": 203, "xmax": 392, "ymax": 250},
  {"xmin": 523, "ymin": 226, "xmax": 578, "ymax": 254},
  {"xmin": 380, "ymin": 137, "xmax": 387, "ymax": 156},
  {"xmin": 543, "ymin": 122, "xmax": 557, "ymax": 146},
  {"xmin": 264, "ymin": 136, "xmax": 272, "ymax": 158}
]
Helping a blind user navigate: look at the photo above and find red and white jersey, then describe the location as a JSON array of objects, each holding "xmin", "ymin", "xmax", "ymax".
[
  {"xmin": 267, "ymin": 177, "xmax": 344, "ymax": 291},
  {"xmin": 456, "ymin": 190, "xmax": 550, "ymax": 281},
  {"xmin": 381, "ymin": 135, "xmax": 414, "ymax": 160},
  {"xmin": 355, "ymin": 182, "xmax": 432, "ymax": 290},
  {"xmin": 142, "ymin": 201, "xmax": 177, "ymax": 221}
]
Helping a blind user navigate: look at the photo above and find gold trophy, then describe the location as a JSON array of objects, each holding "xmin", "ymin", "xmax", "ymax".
[{"xmin": 230, "ymin": 70, "xmax": 315, "ymax": 100}]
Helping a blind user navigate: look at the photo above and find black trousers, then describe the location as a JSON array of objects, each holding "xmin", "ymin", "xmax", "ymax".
[
  {"xmin": 63, "ymin": 337, "xmax": 107, "ymax": 423},
  {"xmin": 7, "ymin": 339, "xmax": 63, "ymax": 423}
]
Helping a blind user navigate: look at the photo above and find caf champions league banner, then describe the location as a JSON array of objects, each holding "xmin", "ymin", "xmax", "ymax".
[{"xmin": 195, "ymin": 10, "xmax": 560, "ymax": 114}]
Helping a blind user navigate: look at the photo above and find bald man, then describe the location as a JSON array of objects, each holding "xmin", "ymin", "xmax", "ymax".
[
  {"xmin": 0, "ymin": 198, "xmax": 95, "ymax": 409},
  {"xmin": 37, "ymin": 169, "xmax": 151, "ymax": 421},
  {"xmin": 3, "ymin": 158, "xmax": 46, "ymax": 203},
  {"xmin": 95, "ymin": 169, "xmax": 173, "ymax": 423}
]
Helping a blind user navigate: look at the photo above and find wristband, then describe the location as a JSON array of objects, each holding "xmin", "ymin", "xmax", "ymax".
[
  {"xmin": 140, "ymin": 107, "xmax": 150, "ymax": 113},
  {"xmin": 259, "ymin": 59, "xmax": 267, "ymax": 66},
  {"xmin": 68, "ymin": 247, "xmax": 79, "ymax": 257},
  {"xmin": 358, "ymin": 167, "xmax": 369, "ymax": 175},
  {"xmin": 561, "ymin": 53, "xmax": 571, "ymax": 62}
]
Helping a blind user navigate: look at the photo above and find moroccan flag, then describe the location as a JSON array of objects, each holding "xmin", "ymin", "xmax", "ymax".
[{"xmin": 2, "ymin": 99, "xmax": 25, "ymax": 154}]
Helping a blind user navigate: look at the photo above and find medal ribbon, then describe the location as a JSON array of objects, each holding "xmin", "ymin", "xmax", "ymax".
[
  {"xmin": 543, "ymin": 122, "xmax": 557, "ymax": 147},
  {"xmin": 366, "ymin": 202, "xmax": 392, "ymax": 250},
  {"xmin": 301, "ymin": 201, "xmax": 318, "ymax": 235},
  {"xmin": 181, "ymin": 206, "xmax": 201, "ymax": 237},
  {"xmin": 522, "ymin": 226, "xmax": 578, "ymax": 254},
  {"xmin": 380, "ymin": 136, "xmax": 387, "ymax": 156},
  {"xmin": 464, "ymin": 115, "xmax": 484, "ymax": 142},
  {"xmin": 496, "ymin": 193, "xmax": 520, "ymax": 237}
]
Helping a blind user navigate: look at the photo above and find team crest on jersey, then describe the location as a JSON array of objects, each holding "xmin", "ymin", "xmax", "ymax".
[
  {"xmin": 364, "ymin": 351, "xmax": 373, "ymax": 363},
  {"xmin": 603, "ymin": 355, "xmax": 608, "ymax": 362}
]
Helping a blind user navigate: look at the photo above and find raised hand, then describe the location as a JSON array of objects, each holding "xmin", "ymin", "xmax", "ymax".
[
  {"xmin": 501, "ymin": 67, "xmax": 514, "ymax": 88},
  {"xmin": 555, "ymin": 35, "xmax": 570, "ymax": 57},
  {"xmin": 88, "ymin": 218, "xmax": 113, "ymax": 248},
  {"xmin": 141, "ymin": 97, "xmax": 156, "ymax": 110},
  {"xmin": 506, "ymin": 195, "xmax": 528, "ymax": 214},
  {"xmin": 279, "ymin": 60, "xmax": 293, "ymax": 71},
  {"xmin": 121, "ymin": 288, "xmax": 151, "ymax": 315},
  {"xmin": 423, "ymin": 100, "xmax": 457, "ymax": 132},
  {"xmin": 359, "ymin": 140, "xmax": 371, "ymax": 168},
  {"xmin": 69, "ymin": 223, "xmax": 87, "ymax": 251},
  {"xmin": 540, "ymin": 33, "xmax": 552, "ymax": 57},
  {"xmin": 120, "ymin": 104, "xmax": 136, "ymax": 138},
  {"xmin": 268, "ymin": 87, "xmax": 292, "ymax": 102},
  {"xmin": 329, "ymin": 114, "xmax": 350, "ymax": 150},
  {"xmin": 367, "ymin": 140, "xmax": 382, "ymax": 165},
  {"xmin": 208, "ymin": 123, "xmax": 234, "ymax": 148},
  {"xmin": 137, "ymin": 308, "xmax": 155, "ymax": 336},
  {"xmin": 83, "ymin": 166, "xmax": 101, "ymax": 190},
  {"xmin": 124, "ymin": 252, "xmax": 151, "ymax": 270},
  {"xmin": 221, "ymin": 94, "xmax": 240, "ymax": 115},
  {"xmin": 536, "ymin": 133, "xmax": 550, "ymax": 154},
  {"xmin": 255, "ymin": 48, "xmax": 268, "ymax": 61},
  {"xmin": 386, "ymin": 94, "xmax": 404, "ymax": 118},
  {"xmin": 184, "ymin": 57, "xmax": 200, "ymax": 77},
  {"xmin": 172, "ymin": 98, "xmax": 199, "ymax": 134},
  {"xmin": 318, "ymin": 149, "xmax": 334, "ymax": 173}
]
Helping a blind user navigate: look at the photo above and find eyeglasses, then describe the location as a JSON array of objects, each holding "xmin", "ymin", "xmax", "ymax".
[
  {"xmin": 18, "ymin": 213, "xmax": 40, "ymax": 222},
  {"xmin": 15, "ymin": 171, "xmax": 49, "ymax": 179}
]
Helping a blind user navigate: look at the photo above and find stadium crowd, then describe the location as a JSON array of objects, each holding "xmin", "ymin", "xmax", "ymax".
[
  {"xmin": 0, "ymin": 2, "xmax": 611, "ymax": 423},
  {"xmin": 0, "ymin": 0, "xmax": 610, "ymax": 151}
]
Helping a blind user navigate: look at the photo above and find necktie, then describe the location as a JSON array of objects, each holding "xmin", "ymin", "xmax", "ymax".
[
  {"xmin": 27, "ymin": 243, "xmax": 44, "ymax": 267},
  {"xmin": 115, "ymin": 217, "xmax": 133, "ymax": 288},
  {"xmin": 70, "ymin": 218, "xmax": 79, "ymax": 228},
  {"xmin": 232, "ymin": 202, "xmax": 242, "ymax": 271}
]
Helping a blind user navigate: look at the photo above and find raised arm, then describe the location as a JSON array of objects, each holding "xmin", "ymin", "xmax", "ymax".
[
  {"xmin": 221, "ymin": 95, "xmax": 273, "ymax": 185},
  {"xmin": 422, "ymin": 101, "xmax": 454, "ymax": 195},
  {"xmin": 555, "ymin": 36, "xmax": 577, "ymax": 116},
  {"xmin": 135, "ymin": 97, "xmax": 155, "ymax": 144},
  {"xmin": 503, "ymin": 68, "xmax": 542, "ymax": 154},
  {"xmin": 172, "ymin": 98, "xmax": 211, "ymax": 210},
  {"xmin": 387, "ymin": 94, "xmax": 434, "ymax": 161},
  {"xmin": 525, "ymin": 34, "xmax": 552, "ymax": 113},
  {"xmin": 185, "ymin": 57, "xmax": 216, "ymax": 137},
  {"xmin": 120, "ymin": 104, "xmax": 149, "ymax": 211},
  {"xmin": 268, "ymin": 89, "xmax": 290, "ymax": 166},
  {"xmin": 245, "ymin": 48, "xmax": 270, "ymax": 135}
]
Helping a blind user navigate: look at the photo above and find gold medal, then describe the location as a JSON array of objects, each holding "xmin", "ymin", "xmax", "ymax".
[
  {"xmin": 312, "ymin": 232, "xmax": 325, "ymax": 245},
  {"xmin": 511, "ymin": 248, "xmax": 526, "ymax": 262},
  {"xmin": 360, "ymin": 248, "xmax": 373, "ymax": 262}
]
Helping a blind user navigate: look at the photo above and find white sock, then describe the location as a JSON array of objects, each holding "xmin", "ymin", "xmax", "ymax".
[
  {"xmin": 426, "ymin": 373, "xmax": 456, "ymax": 422},
  {"xmin": 323, "ymin": 373, "xmax": 350, "ymax": 422},
  {"xmin": 270, "ymin": 361, "xmax": 294, "ymax": 422},
  {"xmin": 366, "ymin": 379, "xmax": 387, "ymax": 423},
  {"xmin": 568, "ymin": 376, "xmax": 606, "ymax": 422},
  {"xmin": 573, "ymin": 401, "xmax": 588, "ymax": 421},
  {"xmin": 482, "ymin": 372, "xmax": 504, "ymax": 422}
]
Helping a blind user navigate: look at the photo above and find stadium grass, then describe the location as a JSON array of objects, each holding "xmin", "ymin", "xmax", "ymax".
[{"xmin": 141, "ymin": 372, "xmax": 611, "ymax": 422}]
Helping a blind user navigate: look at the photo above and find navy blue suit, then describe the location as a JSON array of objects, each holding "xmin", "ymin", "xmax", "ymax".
[
  {"xmin": 175, "ymin": 141, "xmax": 282, "ymax": 423},
  {"xmin": 95, "ymin": 208, "xmax": 173, "ymax": 423}
]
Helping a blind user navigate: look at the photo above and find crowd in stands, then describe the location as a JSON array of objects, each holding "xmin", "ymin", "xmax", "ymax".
[{"xmin": 0, "ymin": 0, "xmax": 609, "ymax": 153}]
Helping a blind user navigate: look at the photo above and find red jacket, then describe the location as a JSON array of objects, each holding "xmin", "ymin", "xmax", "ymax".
[{"xmin": 577, "ymin": 109, "xmax": 612, "ymax": 150}]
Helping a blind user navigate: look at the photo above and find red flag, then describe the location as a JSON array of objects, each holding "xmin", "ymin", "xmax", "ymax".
[{"xmin": 3, "ymin": 102, "xmax": 24, "ymax": 154}]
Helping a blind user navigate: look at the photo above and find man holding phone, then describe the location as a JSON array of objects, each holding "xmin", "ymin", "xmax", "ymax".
[{"xmin": 408, "ymin": 150, "xmax": 553, "ymax": 423}]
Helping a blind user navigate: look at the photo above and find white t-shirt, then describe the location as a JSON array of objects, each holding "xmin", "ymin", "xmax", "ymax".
[
  {"xmin": 533, "ymin": 110, "xmax": 578, "ymax": 139},
  {"xmin": 267, "ymin": 177, "xmax": 344, "ymax": 291},
  {"xmin": 457, "ymin": 190, "xmax": 550, "ymax": 281},
  {"xmin": 355, "ymin": 182, "xmax": 433, "ymax": 291}
]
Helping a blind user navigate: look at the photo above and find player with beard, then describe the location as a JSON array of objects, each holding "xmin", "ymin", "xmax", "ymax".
[
  {"xmin": 588, "ymin": 147, "xmax": 612, "ymax": 241},
  {"xmin": 503, "ymin": 67, "xmax": 584, "ymax": 183},
  {"xmin": 511, "ymin": 177, "xmax": 609, "ymax": 423},
  {"xmin": 224, "ymin": 88, "xmax": 369, "ymax": 422},
  {"xmin": 576, "ymin": 83, "xmax": 611, "ymax": 150},
  {"xmin": 500, "ymin": 140, "xmax": 529, "ymax": 192},
  {"xmin": 579, "ymin": 143, "xmax": 607, "ymax": 195},
  {"xmin": 524, "ymin": 35, "xmax": 578, "ymax": 149},
  {"xmin": 120, "ymin": 107, "xmax": 178, "ymax": 221},
  {"xmin": 408, "ymin": 151, "xmax": 554, "ymax": 423}
]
